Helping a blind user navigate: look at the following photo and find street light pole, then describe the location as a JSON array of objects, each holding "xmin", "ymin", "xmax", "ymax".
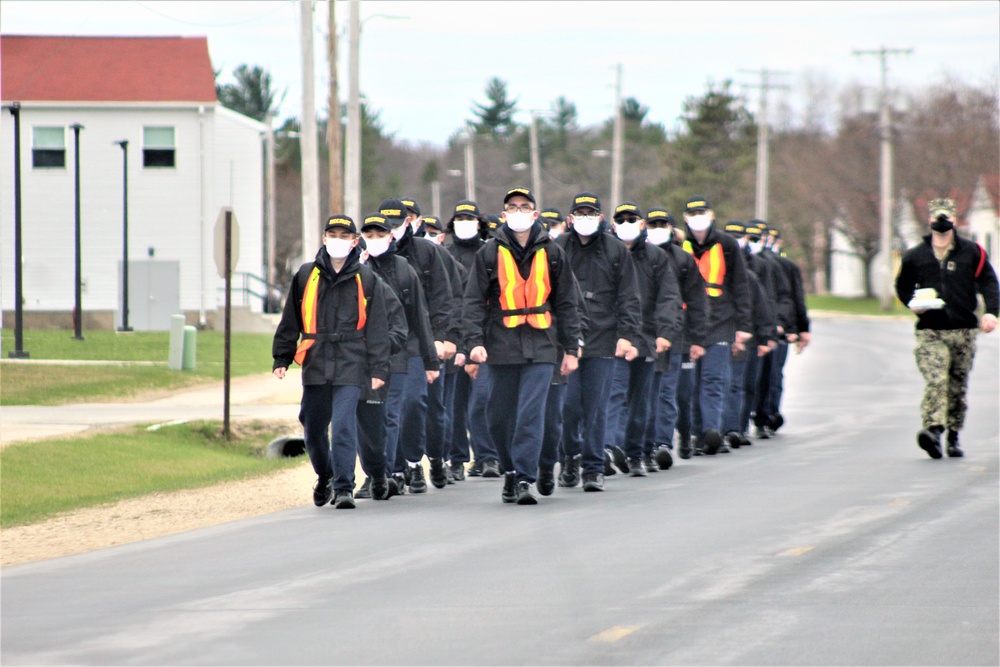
[
  {"xmin": 300, "ymin": 0, "xmax": 320, "ymax": 264},
  {"xmin": 116, "ymin": 140, "xmax": 132, "ymax": 332},
  {"xmin": 6, "ymin": 102, "xmax": 28, "ymax": 357},
  {"xmin": 464, "ymin": 127, "xmax": 476, "ymax": 201},
  {"xmin": 344, "ymin": 0, "xmax": 361, "ymax": 221},
  {"xmin": 70, "ymin": 123, "xmax": 85, "ymax": 341},
  {"xmin": 610, "ymin": 64, "xmax": 623, "ymax": 208}
]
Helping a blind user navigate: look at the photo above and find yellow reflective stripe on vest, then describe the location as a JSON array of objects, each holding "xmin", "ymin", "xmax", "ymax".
[
  {"xmin": 497, "ymin": 246, "xmax": 552, "ymax": 329},
  {"xmin": 293, "ymin": 268, "xmax": 367, "ymax": 365},
  {"xmin": 683, "ymin": 240, "xmax": 726, "ymax": 297}
]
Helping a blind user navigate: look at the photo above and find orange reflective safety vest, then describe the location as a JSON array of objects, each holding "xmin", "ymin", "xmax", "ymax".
[
  {"xmin": 683, "ymin": 240, "xmax": 726, "ymax": 297},
  {"xmin": 497, "ymin": 246, "xmax": 552, "ymax": 329},
  {"xmin": 293, "ymin": 267, "xmax": 368, "ymax": 365}
]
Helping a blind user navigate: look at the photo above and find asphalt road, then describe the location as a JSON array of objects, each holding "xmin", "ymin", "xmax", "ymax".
[{"xmin": 2, "ymin": 318, "xmax": 998, "ymax": 666}]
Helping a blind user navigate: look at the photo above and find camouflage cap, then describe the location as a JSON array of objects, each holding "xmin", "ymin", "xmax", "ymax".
[{"xmin": 928, "ymin": 197, "xmax": 956, "ymax": 218}]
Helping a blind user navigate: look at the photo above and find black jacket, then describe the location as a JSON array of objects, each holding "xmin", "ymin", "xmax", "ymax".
[
  {"xmin": 367, "ymin": 250, "xmax": 438, "ymax": 373},
  {"xmin": 556, "ymin": 229, "xmax": 642, "ymax": 357},
  {"xmin": 748, "ymin": 250, "xmax": 795, "ymax": 335},
  {"xmin": 895, "ymin": 234, "xmax": 999, "ymax": 330},
  {"xmin": 272, "ymin": 246, "xmax": 391, "ymax": 386},
  {"xmin": 462, "ymin": 223, "xmax": 582, "ymax": 365},
  {"xmin": 627, "ymin": 233, "xmax": 683, "ymax": 358},
  {"xmin": 395, "ymin": 226, "xmax": 454, "ymax": 343},
  {"xmin": 684, "ymin": 226, "xmax": 752, "ymax": 346},
  {"xmin": 747, "ymin": 270, "xmax": 777, "ymax": 345},
  {"xmin": 658, "ymin": 242, "xmax": 709, "ymax": 356},
  {"xmin": 775, "ymin": 253, "xmax": 810, "ymax": 334}
]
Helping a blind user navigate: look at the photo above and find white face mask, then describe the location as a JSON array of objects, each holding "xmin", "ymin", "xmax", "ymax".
[
  {"xmin": 771, "ymin": 243, "xmax": 781, "ymax": 254},
  {"xmin": 409, "ymin": 216, "xmax": 422, "ymax": 233},
  {"xmin": 748, "ymin": 240, "xmax": 764, "ymax": 255},
  {"xmin": 615, "ymin": 221, "xmax": 642, "ymax": 243},
  {"xmin": 506, "ymin": 211, "xmax": 535, "ymax": 233},
  {"xmin": 391, "ymin": 223, "xmax": 407, "ymax": 241},
  {"xmin": 364, "ymin": 235, "xmax": 391, "ymax": 257},
  {"xmin": 325, "ymin": 237, "xmax": 355, "ymax": 259},
  {"xmin": 686, "ymin": 213, "xmax": 712, "ymax": 232},
  {"xmin": 572, "ymin": 215, "xmax": 601, "ymax": 237},
  {"xmin": 646, "ymin": 227, "xmax": 672, "ymax": 246},
  {"xmin": 548, "ymin": 228, "xmax": 562, "ymax": 240},
  {"xmin": 453, "ymin": 219, "xmax": 480, "ymax": 240},
  {"xmin": 428, "ymin": 233, "xmax": 445, "ymax": 245}
]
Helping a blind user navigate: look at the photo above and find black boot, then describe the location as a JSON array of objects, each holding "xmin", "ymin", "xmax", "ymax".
[
  {"xmin": 946, "ymin": 429, "xmax": 964, "ymax": 458},
  {"xmin": 501, "ymin": 472, "xmax": 517, "ymax": 503},
  {"xmin": 917, "ymin": 426, "xmax": 944, "ymax": 459}
]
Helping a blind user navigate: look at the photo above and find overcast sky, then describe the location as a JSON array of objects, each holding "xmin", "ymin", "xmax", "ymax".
[{"xmin": 3, "ymin": 0, "xmax": 998, "ymax": 146}]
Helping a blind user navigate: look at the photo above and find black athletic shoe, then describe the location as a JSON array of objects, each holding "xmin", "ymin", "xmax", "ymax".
[
  {"xmin": 611, "ymin": 446, "xmax": 630, "ymax": 474},
  {"xmin": 604, "ymin": 449, "xmax": 618, "ymax": 476},
  {"xmin": 769, "ymin": 413, "xmax": 784, "ymax": 433},
  {"xmin": 654, "ymin": 445, "xmax": 674, "ymax": 470},
  {"xmin": 515, "ymin": 481, "xmax": 538, "ymax": 505},
  {"xmin": 754, "ymin": 425, "xmax": 771, "ymax": 439},
  {"xmin": 644, "ymin": 452, "xmax": 659, "ymax": 472},
  {"xmin": 409, "ymin": 464, "xmax": 428, "ymax": 493},
  {"xmin": 355, "ymin": 477, "xmax": 373, "ymax": 499},
  {"xmin": 467, "ymin": 459, "xmax": 483, "ymax": 477},
  {"xmin": 501, "ymin": 472, "xmax": 517, "ymax": 503},
  {"xmin": 582, "ymin": 471, "xmax": 605, "ymax": 492},
  {"xmin": 918, "ymin": 428, "xmax": 943, "ymax": 459},
  {"xmin": 313, "ymin": 476, "xmax": 333, "ymax": 507},
  {"xmin": 558, "ymin": 456, "xmax": 580, "ymax": 487},
  {"xmin": 371, "ymin": 476, "xmax": 390, "ymax": 500},
  {"xmin": 738, "ymin": 432, "xmax": 752, "ymax": 447},
  {"xmin": 445, "ymin": 465, "xmax": 456, "ymax": 485},
  {"xmin": 332, "ymin": 490, "xmax": 356, "ymax": 509},
  {"xmin": 537, "ymin": 466, "xmax": 556, "ymax": 496},
  {"xmin": 429, "ymin": 458, "xmax": 448, "ymax": 489},
  {"xmin": 702, "ymin": 429, "xmax": 723, "ymax": 456},
  {"xmin": 448, "ymin": 461, "xmax": 466, "ymax": 481},
  {"xmin": 482, "ymin": 459, "xmax": 501, "ymax": 478},
  {"xmin": 725, "ymin": 431, "xmax": 742, "ymax": 449},
  {"xmin": 389, "ymin": 474, "xmax": 406, "ymax": 497},
  {"xmin": 627, "ymin": 457, "xmax": 648, "ymax": 477}
]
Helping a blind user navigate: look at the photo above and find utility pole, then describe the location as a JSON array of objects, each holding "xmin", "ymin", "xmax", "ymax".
[
  {"xmin": 740, "ymin": 68, "xmax": 790, "ymax": 221},
  {"xmin": 116, "ymin": 140, "xmax": 132, "ymax": 331},
  {"xmin": 344, "ymin": 0, "xmax": 361, "ymax": 221},
  {"xmin": 431, "ymin": 180, "xmax": 441, "ymax": 219},
  {"xmin": 610, "ymin": 63, "xmax": 623, "ymax": 208},
  {"xmin": 854, "ymin": 46, "xmax": 912, "ymax": 310},
  {"xmin": 529, "ymin": 112, "xmax": 542, "ymax": 206},
  {"xmin": 327, "ymin": 0, "xmax": 343, "ymax": 214},
  {"xmin": 300, "ymin": 0, "xmax": 320, "ymax": 263},
  {"xmin": 464, "ymin": 127, "xmax": 477, "ymax": 201}
]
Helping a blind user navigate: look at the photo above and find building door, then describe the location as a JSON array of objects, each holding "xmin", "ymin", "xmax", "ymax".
[{"xmin": 118, "ymin": 260, "xmax": 180, "ymax": 331}]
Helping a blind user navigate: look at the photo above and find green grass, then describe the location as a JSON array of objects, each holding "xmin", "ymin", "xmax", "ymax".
[
  {"xmin": 0, "ymin": 420, "xmax": 300, "ymax": 528},
  {"xmin": 807, "ymin": 294, "xmax": 912, "ymax": 317},
  {"xmin": 1, "ymin": 330, "xmax": 275, "ymax": 405}
]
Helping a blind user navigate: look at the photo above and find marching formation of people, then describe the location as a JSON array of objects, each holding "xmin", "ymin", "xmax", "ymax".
[{"xmin": 272, "ymin": 187, "xmax": 817, "ymax": 508}]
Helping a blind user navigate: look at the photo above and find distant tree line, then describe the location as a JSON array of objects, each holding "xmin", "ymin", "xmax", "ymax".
[{"xmin": 216, "ymin": 67, "xmax": 999, "ymax": 295}]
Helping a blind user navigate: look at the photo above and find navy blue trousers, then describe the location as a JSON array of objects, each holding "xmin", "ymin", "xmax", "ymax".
[
  {"xmin": 692, "ymin": 342, "xmax": 732, "ymax": 438},
  {"xmin": 563, "ymin": 357, "xmax": 615, "ymax": 475},
  {"xmin": 299, "ymin": 384, "xmax": 362, "ymax": 491},
  {"xmin": 466, "ymin": 363, "xmax": 499, "ymax": 462},
  {"xmin": 398, "ymin": 356, "xmax": 429, "ymax": 466},
  {"xmin": 486, "ymin": 363, "xmax": 553, "ymax": 483},
  {"xmin": 540, "ymin": 379, "xmax": 567, "ymax": 470}
]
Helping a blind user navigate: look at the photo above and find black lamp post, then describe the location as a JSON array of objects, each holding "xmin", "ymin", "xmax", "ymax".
[
  {"xmin": 5, "ymin": 102, "xmax": 29, "ymax": 357},
  {"xmin": 70, "ymin": 123, "xmax": 84, "ymax": 341},
  {"xmin": 115, "ymin": 140, "xmax": 132, "ymax": 332}
]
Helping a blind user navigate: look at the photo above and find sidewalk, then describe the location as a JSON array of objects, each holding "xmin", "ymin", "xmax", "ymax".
[{"xmin": 1, "ymin": 370, "xmax": 304, "ymax": 446}]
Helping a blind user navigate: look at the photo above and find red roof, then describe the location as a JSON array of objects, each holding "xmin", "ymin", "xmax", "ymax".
[{"xmin": 1, "ymin": 35, "xmax": 217, "ymax": 104}]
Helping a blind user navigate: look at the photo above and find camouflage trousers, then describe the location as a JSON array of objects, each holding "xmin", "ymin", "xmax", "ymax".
[{"xmin": 914, "ymin": 328, "xmax": 978, "ymax": 431}]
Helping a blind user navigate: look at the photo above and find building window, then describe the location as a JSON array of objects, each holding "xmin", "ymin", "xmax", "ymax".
[
  {"xmin": 32, "ymin": 126, "xmax": 66, "ymax": 168},
  {"xmin": 143, "ymin": 126, "xmax": 175, "ymax": 168}
]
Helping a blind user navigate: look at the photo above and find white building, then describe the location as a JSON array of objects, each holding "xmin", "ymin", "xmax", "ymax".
[{"xmin": 1, "ymin": 35, "xmax": 266, "ymax": 330}]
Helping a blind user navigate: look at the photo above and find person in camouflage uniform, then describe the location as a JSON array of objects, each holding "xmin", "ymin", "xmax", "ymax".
[{"xmin": 895, "ymin": 197, "xmax": 999, "ymax": 459}]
